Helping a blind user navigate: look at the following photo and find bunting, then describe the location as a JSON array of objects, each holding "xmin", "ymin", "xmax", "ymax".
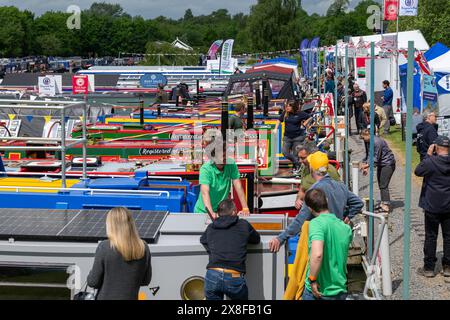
[
  {"xmin": 8, "ymin": 114, "xmax": 16, "ymax": 121},
  {"xmin": 44, "ymin": 116, "xmax": 52, "ymax": 124}
]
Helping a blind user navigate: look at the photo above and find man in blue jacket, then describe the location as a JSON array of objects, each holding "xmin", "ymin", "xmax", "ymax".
[
  {"xmin": 381, "ymin": 80, "xmax": 394, "ymax": 134},
  {"xmin": 268, "ymin": 151, "xmax": 364, "ymax": 252},
  {"xmin": 415, "ymin": 136, "xmax": 450, "ymax": 279}
]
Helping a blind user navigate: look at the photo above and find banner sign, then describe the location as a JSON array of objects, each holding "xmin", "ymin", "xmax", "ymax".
[
  {"xmin": 309, "ymin": 37, "xmax": 320, "ymax": 77},
  {"xmin": 299, "ymin": 39, "xmax": 310, "ymax": 78},
  {"xmin": 399, "ymin": 0, "xmax": 418, "ymax": 16},
  {"xmin": 437, "ymin": 73, "xmax": 450, "ymax": 94},
  {"xmin": 140, "ymin": 73, "xmax": 168, "ymax": 89},
  {"xmin": 423, "ymin": 74, "xmax": 438, "ymax": 102},
  {"xmin": 207, "ymin": 40, "xmax": 223, "ymax": 60},
  {"xmin": 72, "ymin": 75, "xmax": 89, "ymax": 94},
  {"xmin": 384, "ymin": 0, "xmax": 399, "ymax": 21},
  {"xmin": 219, "ymin": 39, "xmax": 235, "ymax": 74},
  {"xmin": 38, "ymin": 75, "xmax": 62, "ymax": 96}
]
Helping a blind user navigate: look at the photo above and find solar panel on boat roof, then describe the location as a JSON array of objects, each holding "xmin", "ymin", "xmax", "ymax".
[{"xmin": 0, "ymin": 209, "xmax": 168, "ymax": 243}]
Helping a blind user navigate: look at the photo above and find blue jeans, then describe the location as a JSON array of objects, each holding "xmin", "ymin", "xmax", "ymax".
[
  {"xmin": 302, "ymin": 288, "xmax": 347, "ymax": 300},
  {"xmin": 204, "ymin": 269, "xmax": 248, "ymax": 300}
]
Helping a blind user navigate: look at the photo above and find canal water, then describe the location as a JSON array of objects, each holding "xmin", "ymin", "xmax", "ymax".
[{"xmin": 0, "ymin": 264, "xmax": 367, "ymax": 300}]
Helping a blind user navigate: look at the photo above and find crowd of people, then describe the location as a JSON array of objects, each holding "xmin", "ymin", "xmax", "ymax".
[{"xmin": 83, "ymin": 91, "xmax": 448, "ymax": 300}]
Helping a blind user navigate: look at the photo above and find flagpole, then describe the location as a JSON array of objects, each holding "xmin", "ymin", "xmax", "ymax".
[
  {"xmin": 396, "ymin": 0, "xmax": 400, "ymax": 91},
  {"xmin": 218, "ymin": 40, "xmax": 224, "ymax": 76}
]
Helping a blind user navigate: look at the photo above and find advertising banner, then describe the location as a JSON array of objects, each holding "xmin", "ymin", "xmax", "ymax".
[
  {"xmin": 299, "ymin": 39, "xmax": 310, "ymax": 78},
  {"xmin": 423, "ymin": 74, "xmax": 438, "ymax": 102},
  {"xmin": 72, "ymin": 75, "xmax": 89, "ymax": 94},
  {"xmin": 38, "ymin": 75, "xmax": 59, "ymax": 96},
  {"xmin": 219, "ymin": 39, "xmax": 235, "ymax": 74},
  {"xmin": 399, "ymin": 0, "xmax": 418, "ymax": 16},
  {"xmin": 140, "ymin": 73, "xmax": 168, "ymax": 88},
  {"xmin": 207, "ymin": 40, "xmax": 223, "ymax": 60},
  {"xmin": 384, "ymin": 0, "xmax": 399, "ymax": 21}
]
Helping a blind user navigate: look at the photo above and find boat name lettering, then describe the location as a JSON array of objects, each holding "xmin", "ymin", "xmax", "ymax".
[{"xmin": 139, "ymin": 148, "xmax": 173, "ymax": 155}]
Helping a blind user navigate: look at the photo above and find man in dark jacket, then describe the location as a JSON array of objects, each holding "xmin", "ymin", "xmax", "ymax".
[
  {"xmin": 350, "ymin": 84, "xmax": 367, "ymax": 135},
  {"xmin": 200, "ymin": 199, "xmax": 260, "ymax": 300},
  {"xmin": 416, "ymin": 111, "xmax": 438, "ymax": 161},
  {"xmin": 415, "ymin": 136, "xmax": 450, "ymax": 278}
]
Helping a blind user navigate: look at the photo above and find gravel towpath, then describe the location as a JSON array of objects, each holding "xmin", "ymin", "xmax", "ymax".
[{"xmin": 348, "ymin": 134, "xmax": 450, "ymax": 300}]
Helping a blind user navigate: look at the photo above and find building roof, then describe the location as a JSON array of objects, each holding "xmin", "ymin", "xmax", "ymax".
[
  {"xmin": 350, "ymin": 30, "xmax": 429, "ymax": 51},
  {"xmin": 171, "ymin": 38, "xmax": 193, "ymax": 51}
]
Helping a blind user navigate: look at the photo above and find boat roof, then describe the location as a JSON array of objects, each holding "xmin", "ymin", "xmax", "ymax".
[{"xmin": 246, "ymin": 65, "xmax": 294, "ymax": 75}]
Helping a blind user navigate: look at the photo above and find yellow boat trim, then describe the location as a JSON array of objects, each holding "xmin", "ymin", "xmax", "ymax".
[{"xmin": 0, "ymin": 177, "xmax": 80, "ymax": 193}]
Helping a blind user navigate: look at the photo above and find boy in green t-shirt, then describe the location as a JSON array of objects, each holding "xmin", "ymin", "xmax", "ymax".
[
  {"xmin": 302, "ymin": 188, "xmax": 353, "ymax": 300},
  {"xmin": 229, "ymin": 102, "xmax": 246, "ymax": 131}
]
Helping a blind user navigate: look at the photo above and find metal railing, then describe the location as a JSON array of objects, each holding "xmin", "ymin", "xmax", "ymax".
[
  {"xmin": 0, "ymin": 185, "xmax": 170, "ymax": 197},
  {"xmin": 360, "ymin": 210, "xmax": 392, "ymax": 300},
  {"xmin": 0, "ymin": 99, "xmax": 88, "ymax": 187}
]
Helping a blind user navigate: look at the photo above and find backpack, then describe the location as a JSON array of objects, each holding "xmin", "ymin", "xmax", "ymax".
[
  {"xmin": 389, "ymin": 116, "xmax": 396, "ymax": 126},
  {"xmin": 416, "ymin": 132, "xmax": 424, "ymax": 153}
]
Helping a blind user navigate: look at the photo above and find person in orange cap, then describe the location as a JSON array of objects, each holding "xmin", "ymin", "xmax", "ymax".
[{"xmin": 269, "ymin": 151, "xmax": 363, "ymax": 252}]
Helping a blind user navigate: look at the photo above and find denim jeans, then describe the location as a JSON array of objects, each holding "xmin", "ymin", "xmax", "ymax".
[
  {"xmin": 302, "ymin": 288, "xmax": 347, "ymax": 300},
  {"xmin": 282, "ymin": 135, "xmax": 305, "ymax": 168},
  {"xmin": 424, "ymin": 211, "xmax": 450, "ymax": 271},
  {"xmin": 204, "ymin": 269, "xmax": 248, "ymax": 300}
]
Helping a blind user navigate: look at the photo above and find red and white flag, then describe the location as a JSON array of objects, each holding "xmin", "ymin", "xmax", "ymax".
[{"xmin": 414, "ymin": 51, "xmax": 431, "ymax": 76}]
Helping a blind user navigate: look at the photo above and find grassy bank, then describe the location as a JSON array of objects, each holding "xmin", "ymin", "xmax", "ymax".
[{"xmin": 383, "ymin": 125, "xmax": 420, "ymax": 170}]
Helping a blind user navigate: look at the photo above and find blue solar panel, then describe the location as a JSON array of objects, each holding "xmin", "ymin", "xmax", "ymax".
[{"xmin": 0, "ymin": 209, "xmax": 168, "ymax": 243}]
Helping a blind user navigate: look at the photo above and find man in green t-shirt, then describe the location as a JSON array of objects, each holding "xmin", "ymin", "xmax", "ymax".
[
  {"xmin": 302, "ymin": 188, "xmax": 352, "ymax": 300},
  {"xmin": 229, "ymin": 102, "xmax": 246, "ymax": 131},
  {"xmin": 294, "ymin": 147, "xmax": 341, "ymax": 210},
  {"xmin": 193, "ymin": 149, "xmax": 250, "ymax": 218}
]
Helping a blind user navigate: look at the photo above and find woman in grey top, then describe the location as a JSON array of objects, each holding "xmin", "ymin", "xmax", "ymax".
[
  {"xmin": 87, "ymin": 207, "xmax": 152, "ymax": 300},
  {"xmin": 360, "ymin": 129, "xmax": 396, "ymax": 213}
]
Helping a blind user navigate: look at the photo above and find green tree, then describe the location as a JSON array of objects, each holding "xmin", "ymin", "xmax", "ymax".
[
  {"xmin": 88, "ymin": 2, "xmax": 130, "ymax": 18},
  {"xmin": 326, "ymin": 0, "xmax": 350, "ymax": 16},
  {"xmin": 35, "ymin": 34, "xmax": 63, "ymax": 56},
  {"xmin": 184, "ymin": 9, "xmax": 194, "ymax": 21},
  {"xmin": 246, "ymin": 0, "xmax": 301, "ymax": 51},
  {"xmin": 388, "ymin": 0, "xmax": 450, "ymax": 46},
  {"xmin": 0, "ymin": 6, "xmax": 31, "ymax": 56}
]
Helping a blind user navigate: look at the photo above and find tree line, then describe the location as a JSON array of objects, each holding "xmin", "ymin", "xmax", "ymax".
[{"xmin": 0, "ymin": 0, "xmax": 448, "ymax": 58}]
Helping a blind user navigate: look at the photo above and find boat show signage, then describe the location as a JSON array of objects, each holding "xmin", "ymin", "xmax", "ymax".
[
  {"xmin": 140, "ymin": 73, "xmax": 168, "ymax": 88},
  {"xmin": 399, "ymin": 0, "xmax": 418, "ymax": 16},
  {"xmin": 72, "ymin": 75, "xmax": 89, "ymax": 94},
  {"xmin": 38, "ymin": 75, "xmax": 62, "ymax": 96}
]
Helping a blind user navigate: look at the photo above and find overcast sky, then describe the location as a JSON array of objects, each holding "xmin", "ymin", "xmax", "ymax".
[{"xmin": 0, "ymin": 0, "xmax": 369, "ymax": 18}]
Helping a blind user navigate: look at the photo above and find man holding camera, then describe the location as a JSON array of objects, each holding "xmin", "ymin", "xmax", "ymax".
[{"xmin": 415, "ymin": 136, "xmax": 450, "ymax": 279}]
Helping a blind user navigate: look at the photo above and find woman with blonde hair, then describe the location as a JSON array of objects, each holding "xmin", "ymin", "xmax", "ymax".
[{"xmin": 87, "ymin": 207, "xmax": 152, "ymax": 300}]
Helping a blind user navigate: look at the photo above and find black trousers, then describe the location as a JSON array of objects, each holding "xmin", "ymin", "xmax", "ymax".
[
  {"xmin": 424, "ymin": 211, "xmax": 450, "ymax": 270},
  {"xmin": 377, "ymin": 164, "xmax": 395, "ymax": 203},
  {"xmin": 354, "ymin": 107, "xmax": 363, "ymax": 132}
]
